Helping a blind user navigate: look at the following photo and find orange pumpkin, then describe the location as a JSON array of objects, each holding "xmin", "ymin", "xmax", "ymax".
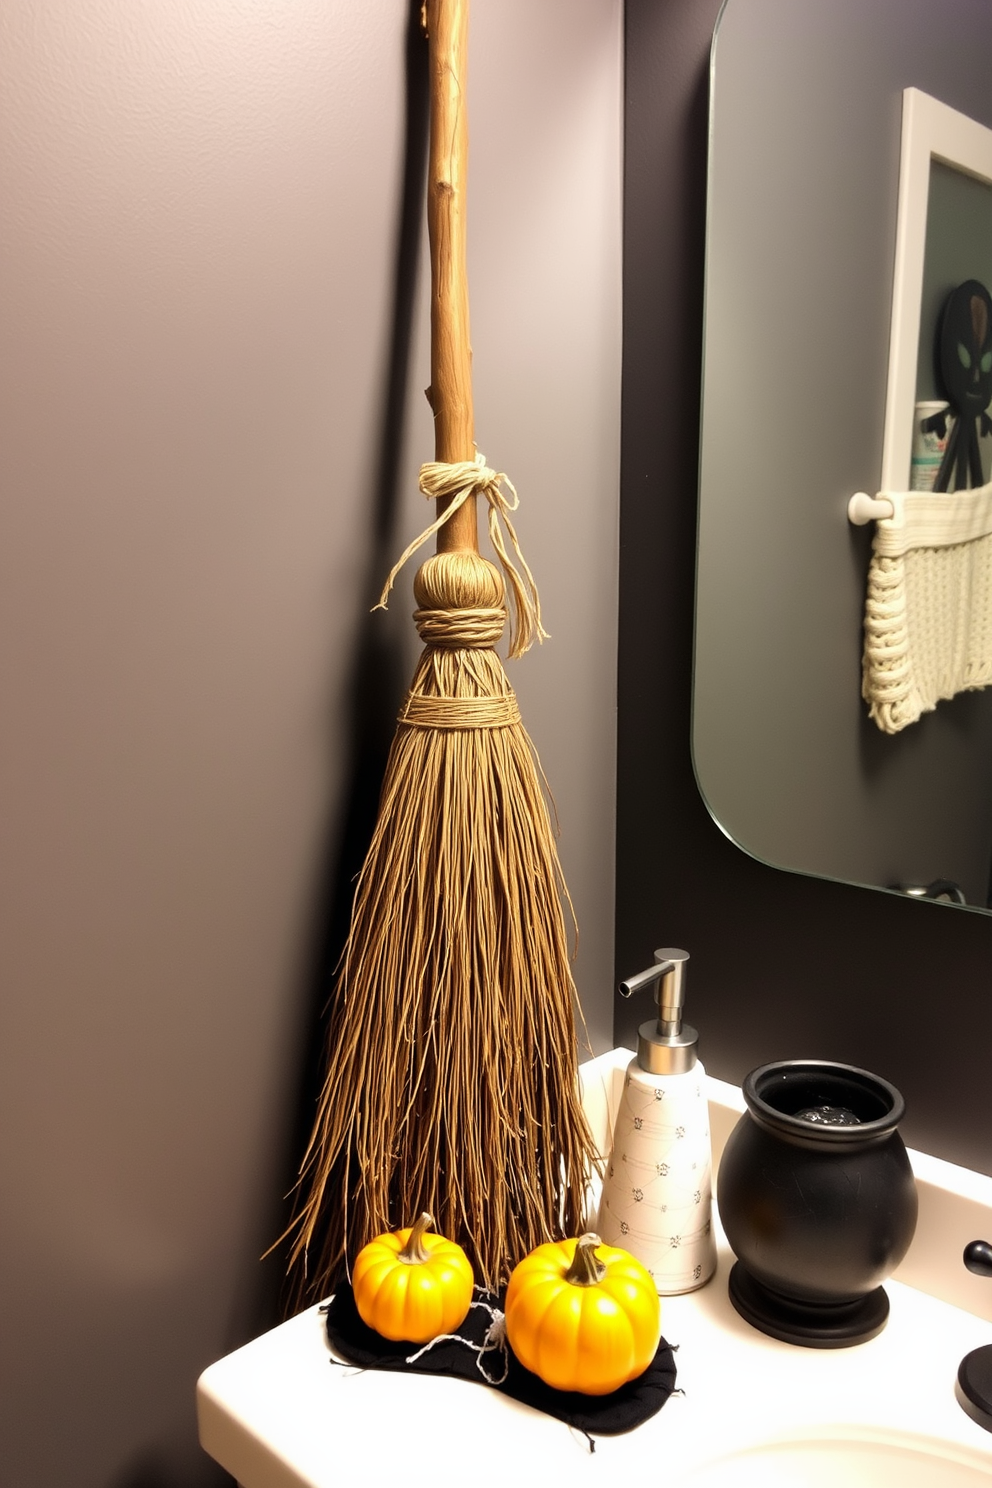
[
  {"xmin": 504, "ymin": 1231, "xmax": 660, "ymax": 1394},
  {"xmin": 351, "ymin": 1212, "xmax": 474, "ymax": 1344}
]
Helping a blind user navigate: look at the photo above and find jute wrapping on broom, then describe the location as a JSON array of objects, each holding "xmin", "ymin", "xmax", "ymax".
[
  {"xmin": 284, "ymin": 0, "xmax": 597, "ymax": 1297},
  {"xmin": 379, "ymin": 453, "xmax": 548, "ymax": 661}
]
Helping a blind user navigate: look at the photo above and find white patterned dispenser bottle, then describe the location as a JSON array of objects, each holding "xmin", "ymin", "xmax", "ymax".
[{"xmin": 598, "ymin": 949, "xmax": 717, "ymax": 1294}]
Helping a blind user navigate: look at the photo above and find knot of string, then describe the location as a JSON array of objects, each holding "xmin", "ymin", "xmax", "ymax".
[
  {"xmin": 374, "ymin": 452, "xmax": 548, "ymax": 659},
  {"xmin": 403, "ymin": 1298, "xmax": 509, "ymax": 1386}
]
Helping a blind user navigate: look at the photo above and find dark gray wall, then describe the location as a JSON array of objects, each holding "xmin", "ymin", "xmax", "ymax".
[
  {"xmin": 691, "ymin": 0, "xmax": 992, "ymax": 908},
  {"xmin": 617, "ymin": 0, "xmax": 992, "ymax": 1175}
]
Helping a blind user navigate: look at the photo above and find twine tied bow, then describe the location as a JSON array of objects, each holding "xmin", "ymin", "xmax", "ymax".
[{"xmin": 374, "ymin": 453, "xmax": 548, "ymax": 659}]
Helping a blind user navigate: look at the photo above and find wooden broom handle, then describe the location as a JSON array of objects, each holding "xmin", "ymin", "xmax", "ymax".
[{"xmin": 426, "ymin": 0, "xmax": 478, "ymax": 554}]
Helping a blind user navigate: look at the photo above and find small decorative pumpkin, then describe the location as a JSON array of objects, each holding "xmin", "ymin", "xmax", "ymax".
[
  {"xmin": 504, "ymin": 1231, "xmax": 660, "ymax": 1395},
  {"xmin": 351, "ymin": 1211, "xmax": 474, "ymax": 1344}
]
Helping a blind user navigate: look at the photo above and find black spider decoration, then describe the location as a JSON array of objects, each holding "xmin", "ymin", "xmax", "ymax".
[{"xmin": 921, "ymin": 278, "xmax": 992, "ymax": 491}]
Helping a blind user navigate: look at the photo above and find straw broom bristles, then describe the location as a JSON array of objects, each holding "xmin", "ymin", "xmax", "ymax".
[{"xmin": 286, "ymin": 522, "xmax": 599, "ymax": 1296}]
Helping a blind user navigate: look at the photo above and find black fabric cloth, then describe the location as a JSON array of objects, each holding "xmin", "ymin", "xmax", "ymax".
[{"xmin": 323, "ymin": 1284, "xmax": 678, "ymax": 1438}]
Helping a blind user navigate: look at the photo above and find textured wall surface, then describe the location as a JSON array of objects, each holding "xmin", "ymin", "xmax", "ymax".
[{"xmin": 0, "ymin": 3, "xmax": 621, "ymax": 1484}]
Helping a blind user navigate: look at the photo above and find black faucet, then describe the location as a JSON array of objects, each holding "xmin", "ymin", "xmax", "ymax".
[{"xmin": 956, "ymin": 1242, "xmax": 992, "ymax": 1431}]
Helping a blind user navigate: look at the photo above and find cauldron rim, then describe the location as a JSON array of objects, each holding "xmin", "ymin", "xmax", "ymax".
[{"xmin": 742, "ymin": 1059, "xmax": 906, "ymax": 1145}]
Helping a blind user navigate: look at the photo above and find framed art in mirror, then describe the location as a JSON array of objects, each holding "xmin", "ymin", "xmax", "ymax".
[{"xmin": 882, "ymin": 89, "xmax": 992, "ymax": 493}]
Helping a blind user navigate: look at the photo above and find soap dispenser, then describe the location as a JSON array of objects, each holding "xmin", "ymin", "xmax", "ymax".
[{"xmin": 597, "ymin": 948, "xmax": 717, "ymax": 1294}]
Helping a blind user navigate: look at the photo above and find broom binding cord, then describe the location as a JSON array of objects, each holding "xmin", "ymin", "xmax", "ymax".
[
  {"xmin": 375, "ymin": 454, "xmax": 549, "ymax": 660},
  {"xmin": 399, "ymin": 693, "xmax": 521, "ymax": 729}
]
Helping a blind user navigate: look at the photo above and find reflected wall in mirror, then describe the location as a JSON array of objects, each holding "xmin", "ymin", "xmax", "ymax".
[
  {"xmin": 693, "ymin": 0, "xmax": 992, "ymax": 912},
  {"xmin": 917, "ymin": 159, "xmax": 992, "ymax": 490},
  {"xmin": 882, "ymin": 89, "xmax": 992, "ymax": 493}
]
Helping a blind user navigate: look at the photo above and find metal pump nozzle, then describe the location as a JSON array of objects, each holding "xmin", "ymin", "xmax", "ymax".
[{"xmin": 619, "ymin": 947, "xmax": 697, "ymax": 1074}]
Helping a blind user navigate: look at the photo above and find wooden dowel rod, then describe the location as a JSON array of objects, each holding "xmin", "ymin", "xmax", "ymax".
[{"xmin": 426, "ymin": 0, "xmax": 478, "ymax": 553}]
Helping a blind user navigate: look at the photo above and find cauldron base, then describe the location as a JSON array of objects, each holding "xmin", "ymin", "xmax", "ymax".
[
  {"xmin": 728, "ymin": 1262, "xmax": 890, "ymax": 1348},
  {"xmin": 956, "ymin": 1345, "xmax": 992, "ymax": 1432}
]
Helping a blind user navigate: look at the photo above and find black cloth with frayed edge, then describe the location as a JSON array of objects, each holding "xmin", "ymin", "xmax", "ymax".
[{"xmin": 323, "ymin": 1284, "xmax": 678, "ymax": 1438}]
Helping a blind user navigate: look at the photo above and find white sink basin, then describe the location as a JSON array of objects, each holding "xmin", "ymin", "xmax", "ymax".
[{"xmin": 678, "ymin": 1430, "xmax": 992, "ymax": 1486}]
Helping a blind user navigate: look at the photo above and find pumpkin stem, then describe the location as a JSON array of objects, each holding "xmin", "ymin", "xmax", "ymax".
[
  {"xmin": 565, "ymin": 1233, "xmax": 608, "ymax": 1287},
  {"xmin": 399, "ymin": 1212, "xmax": 434, "ymax": 1265}
]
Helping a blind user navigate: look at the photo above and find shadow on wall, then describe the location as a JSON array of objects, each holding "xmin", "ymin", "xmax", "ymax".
[
  {"xmin": 108, "ymin": 1449, "xmax": 232, "ymax": 1488},
  {"xmin": 238, "ymin": 0, "xmax": 433, "ymax": 1333}
]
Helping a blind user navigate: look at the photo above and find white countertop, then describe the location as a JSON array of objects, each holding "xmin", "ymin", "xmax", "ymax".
[
  {"xmin": 197, "ymin": 1239, "xmax": 992, "ymax": 1486},
  {"xmin": 197, "ymin": 1053, "xmax": 992, "ymax": 1486}
]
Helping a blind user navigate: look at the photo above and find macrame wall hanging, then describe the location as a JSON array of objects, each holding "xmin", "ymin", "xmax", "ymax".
[
  {"xmin": 862, "ymin": 483, "xmax": 992, "ymax": 733},
  {"xmin": 862, "ymin": 279, "xmax": 992, "ymax": 733}
]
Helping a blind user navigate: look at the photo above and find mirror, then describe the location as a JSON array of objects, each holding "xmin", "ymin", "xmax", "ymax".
[{"xmin": 693, "ymin": 0, "xmax": 992, "ymax": 912}]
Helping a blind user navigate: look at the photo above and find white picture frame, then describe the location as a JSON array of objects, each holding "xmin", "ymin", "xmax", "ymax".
[{"xmin": 882, "ymin": 88, "xmax": 992, "ymax": 491}]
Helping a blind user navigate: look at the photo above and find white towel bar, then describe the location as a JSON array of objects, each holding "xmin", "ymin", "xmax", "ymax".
[{"xmin": 848, "ymin": 492, "xmax": 896, "ymax": 525}]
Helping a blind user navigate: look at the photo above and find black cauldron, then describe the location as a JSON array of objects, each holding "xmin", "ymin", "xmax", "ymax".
[{"xmin": 717, "ymin": 1060, "xmax": 918, "ymax": 1347}]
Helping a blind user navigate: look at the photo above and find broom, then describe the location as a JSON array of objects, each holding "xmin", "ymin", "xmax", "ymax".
[{"xmin": 286, "ymin": 0, "xmax": 598, "ymax": 1296}]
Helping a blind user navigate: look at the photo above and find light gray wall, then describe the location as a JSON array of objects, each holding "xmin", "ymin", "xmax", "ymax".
[
  {"xmin": 692, "ymin": 0, "xmax": 992, "ymax": 908},
  {"xmin": 0, "ymin": 4, "xmax": 621, "ymax": 1485}
]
